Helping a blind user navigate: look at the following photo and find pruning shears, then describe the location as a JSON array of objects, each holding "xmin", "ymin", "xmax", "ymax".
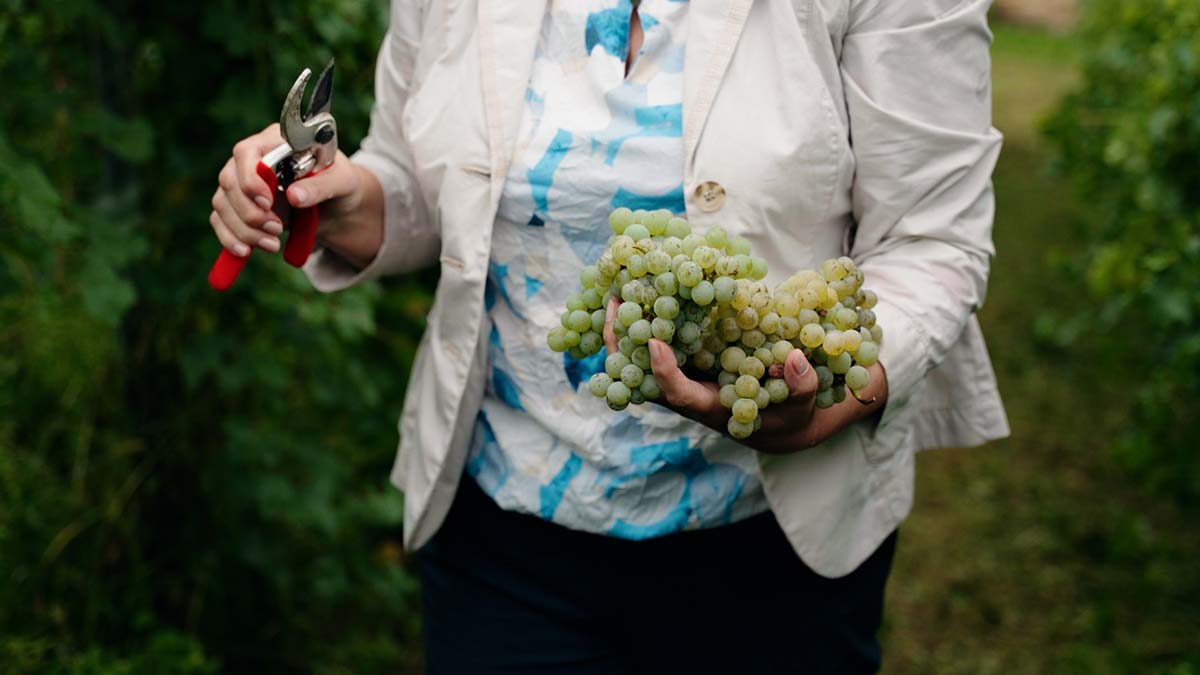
[{"xmin": 208, "ymin": 59, "xmax": 338, "ymax": 291}]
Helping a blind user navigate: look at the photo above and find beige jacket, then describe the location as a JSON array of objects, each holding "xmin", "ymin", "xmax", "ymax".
[{"xmin": 305, "ymin": 0, "xmax": 1009, "ymax": 577}]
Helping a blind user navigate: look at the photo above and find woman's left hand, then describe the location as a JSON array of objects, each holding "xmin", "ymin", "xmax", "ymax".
[{"xmin": 604, "ymin": 298, "xmax": 889, "ymax": 454}]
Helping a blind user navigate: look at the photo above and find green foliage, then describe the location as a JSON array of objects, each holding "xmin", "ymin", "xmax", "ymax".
[
  {"xmin": 0, "ymin": 1, "xmax": 430, "ymax": 672},
  {"xmin": 1044, "ymin": 0, "xmax": 1200, "ymax": 500}
]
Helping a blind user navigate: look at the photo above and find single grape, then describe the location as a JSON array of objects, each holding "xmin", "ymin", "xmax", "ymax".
[
  {"xmin": 682, "ymin": 233, "xmax": 706, "ymax": 255},
  {"xmin": 855, "ymin": 341, "xmax": 879, "ymax": 367},
  {"xmin": 677, "ymin": 261, "xmax": 704, "ymax": 287},
  {"xmin": 719, "ymin": 384, "xmax": 739, "ymax": 408},
  {"xmin": 607, "ymin": 381, "xmax": 632, "ymax": 410},
  {"xmin": 666, "ymin": 217, "xmax": 691, "ymax": 238},
  {"xmin": 765, "ymin": 378, "xmax": 790, "ymax": 404},
  {"xmin": 749, "ymin": 256, "xmax": 768, "ymax": 280},
  {"xmin": 628, "ymin": 319, "xmax": 653, "ymax": 344},
  {"xmin": 588, "ymin": 372, "xmax": 613, "ymax": 397},
  {"xmin": 627, "ymin": 254, "xmax": 647, "ymax": 278},
  {"xmin": 828, "ymin": 351, "xmax": 852, "ymax": 375},
  {"xmin": 860, "ymin": 289, "xmax": 878, "ymax": 309},
  {"xmin": 651, "ymin": 317, "xmax": 676, "ymax": 341},
  {"xmin": 611, "ymin": 235, "xmax": 636, "ymax": 264},
  {"xmin": 716, "ymin": 256, "xmax": 739, "ymax": 277},
  {"xmin": 631, "ymin": 345, "xmax": 651, "ymax": 370},
  {"xmin": 718, "ymin": 370, "xmax": 739, "ymax": 387},
  {"xmin": 629, "ymin": 389, "xmax": 646, "ymax": 405},
  {"xmin": 691, "ymin": 280, "xmax": 716, "ymax": 306},
  {"xmin": 567, "ymin": 309, "xmax": 591, "ymax": 333},
  {"xmin": 741, "ymin": 329, "xmax": 766, "ymax": 350},
  {"xmin": 681, "ymin": 339, "xmax": 703, "ymax": 355},
  {"xmin": 546, "ymin": 327, "xmax": 568, "ymax": 352},
  {"xmin": 617, "ymin": 301, "xmax": 642, "ymax": 327},
  {"xmin": 845, "ymin": 365, "xmax": 870, "ymax": 391},
  {"xmin": 831, "ymin": 384, "xmax": 846, "ymax": 404},
  {"xmin": 677, "ymin": 283, "xmax": 692, "ymax": 300},
  {"xmin": 654, "ymin": 272, "xmax": 678, "ymax": 297},
  {"xmin": 739, "ymin": 356, "xmax": 766, "ymax": 379},
  {"xmin": 870, "ymin": 325, "xmax": 883, "ymax": 344},
  {"xmin": 759, "ymin": 311, "xmax": 780, "ymax": 335},
  {"xmin": 639, "ymin": 373, "xmax": 662, "ymax": 400},
  {"xmin": 605, "ymin": 352, "xmax": 631, "ymax": 379},
  {"xmin": 754, "ymin": 347, "xmax": 775, "ymax": 368},
  {"xmin": 721, "ymin": 346, "xmax": 747, "ymax": 373},
  {"xmin": 563, "ymin": 330, "xmax": 581, "ymax": 347},
  {"xmin": 754, "ymin": 387, "xmax": 771, "ymax": 410},
  {"xmin": 771, "ymin": 340, "xmax": 795, "ymax": 364},
  {"xmin": 705, "ymin": 226, "xmax": 729, "ymax": 248},
  {"xmin": 821, "ymin": 258, "xmax": 847, "ymax": 282},
  {"xmin": 815, "ymin": 365, "xmax": 834, "ymax": 391},
  {"xmin": 713, "ymin": 276, "xmax": 738, "ymax": 304},
  {"xmin": 718, "ymin": 318, "xmax": 742, "ymax": 343},
  {"xmin": 811, "ymin": 346, "xmax": 828, "ymax": 365},
  {"xmin": 618, "ymin": 335, "xmax": 635, "ymax": 357},
  {"xmin": 692, "ymin": 246, "xmax": 719, "ymax": 270},
  {"xmin": 589, "ymin": 309, "xmax": 606, "ymax": 334},
  {"xmin": 734, "ymin": 374, "xmax": 760, "ymax": 399},
  {"xmin": 798, "ymin": 308, "xmax": 820, "ymax": 325},
  {"xmin": 735, "ymin": 307, "xmax": 759, "ymax": 330},
  {"xmin": 654, "ymin": 295, "xmax": 680, "ymax": 320},
  {"xmin": 639, "ymin": 284, "xmax": 659, "ymax": 307},
  {"xmin": 625, "ymin": 223, "xmax": 651, "ymax": 241},
  {"xmin": 773, "ymin": 294, "xmax": 800, "ymax": 317},
  {"xmin": 693, "ymin": 348, "xmax": 717, "ymax": 371},
  {"xmin": 581, "ymin": 287, "xmax": 603, "ymax": 310},
  {"xmin": 580, "ymin": 265, "xmax": 599, "ymax": 288},
  {"xmin": 727, "ymin": 417, "xmax": 754, "ymax": 440},
  {"xmin": 620, "ymin": 363, "xmax": 645, "ymax": 388},
  {"xmin": 609, "ymin": 207, "xmax": 634, "ymax": 234},
  {"xmin": 732, "ymin": 398, "xmax": 759, "ymax": 424},
  {"xmin": 835, "ymin": 307, "xmax": 859, "ymax": 330},
  {"xmin": 579, "ymin": 331, "xmax": 604, "ymax": 355},
  {"xmin": 678, "ymin": 321, "xmax": 702, "ymax": 344},
  {"xmin": 779, "ymin": 317, "xmax": 801, "ymax": 340},
  {"xmin": 815, "ymin": 389, "xmax": 835, "ymax": 409},
  {"xmin": 841, "ymin": 329, "xmax": 862, "ymax": 353},
  {"xmin": 823, "ymin": 330, "xmax": 845, "ymax": 356},
  {"xmin": 728, "ymin": 236, "xmax": 752, "ymax": 256},
  {"xmin": 857, "ymin": 308, "xmax": 877, "ymax": 329},
  {"xmin": 645, "ymin": 213, "xmax": 668, "ymax": 237},
  {"xmin": 612, "ymin": 321, "xmax": 627, "ymax": 337}
]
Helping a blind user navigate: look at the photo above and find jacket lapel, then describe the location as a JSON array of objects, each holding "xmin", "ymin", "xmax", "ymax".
[
  {"xmin": 477, "ymin": 0, "xmax": 548, "ymax": 183},
  {"xmin": 682, "ymin": 0, "xmax": 755, "ymax": 177}
]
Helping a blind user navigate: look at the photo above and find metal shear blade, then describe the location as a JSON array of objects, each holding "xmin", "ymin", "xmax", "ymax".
[{"xmin": 280, "ymin": 59, "xmax": 336, "ymax": 155}]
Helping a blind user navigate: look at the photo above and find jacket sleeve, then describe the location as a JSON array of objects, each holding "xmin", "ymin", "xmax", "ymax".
[
  {"xmin": 841, "ymin": 0, "xmax": 1003, "ymax": 431},
  {"xmin": 304, "ymin": 0, "xmax": 438, "ymax": 292}
]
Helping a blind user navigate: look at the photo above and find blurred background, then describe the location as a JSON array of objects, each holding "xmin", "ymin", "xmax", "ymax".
[{"xmin": 1, "ymin": 0, "xmax": 1197, "ymax": 673}]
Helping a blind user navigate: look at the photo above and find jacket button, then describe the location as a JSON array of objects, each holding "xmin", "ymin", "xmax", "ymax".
[{"xmin": 694, "ymin": 181, "xmax": 726, "ymax": 212}]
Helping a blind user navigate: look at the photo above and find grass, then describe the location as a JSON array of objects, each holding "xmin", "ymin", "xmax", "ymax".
[{"xmin": 880, "ymin": 23, "xmax": 1200, "ymax": 674}]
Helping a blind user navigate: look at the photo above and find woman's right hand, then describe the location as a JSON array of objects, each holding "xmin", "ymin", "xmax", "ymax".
[{"xmin": 209, "ymin": 123, "xmax": 366, "ymax": 259}]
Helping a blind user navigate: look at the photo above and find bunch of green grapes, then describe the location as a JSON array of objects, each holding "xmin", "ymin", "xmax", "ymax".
[
  {"xmin": 547, "ymin": 208, "xmax": 883, "ymax": 441},
  {"xmin": 771, "ymin": 257, "xmax": 883, "ymax": 408}
]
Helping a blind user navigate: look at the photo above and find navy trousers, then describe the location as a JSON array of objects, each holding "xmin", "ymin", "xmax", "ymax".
[{"xmin": 417, "ymin": 475, "xmax": 897, "ymax": 674}]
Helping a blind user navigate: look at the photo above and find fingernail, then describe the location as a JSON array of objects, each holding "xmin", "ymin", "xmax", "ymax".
[
  {"xmin": 259, "ymin": 237, "xmax": 280, "ymax": 252},
  {"xmin": 262, "ymin": 220, "xmax": 283, "ymax": 235},
  {"xmin": 792, "ymin": 352, "xmax": 809, "ymax": 375},
  {"xmin": 291, "ymin": 187, "xmax": 308, "ymax": 205},
  {"xmin": 254, "ymin": 196, "xmax": 272, "ymax": 210},
  {"xmin": 235, "ymin": 243, "xmax": 250, "ymax": 257}
]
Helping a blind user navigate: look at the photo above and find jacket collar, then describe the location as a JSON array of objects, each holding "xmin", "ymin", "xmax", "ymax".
[{"xmin": 477, "ymin": 0, "xmax": 755, "ymax": 183}]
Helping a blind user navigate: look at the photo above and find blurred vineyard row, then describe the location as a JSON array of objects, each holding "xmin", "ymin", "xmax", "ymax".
[{"xmin": 1, "ymin": 1, "xmax": 1196, "ymax": 673}]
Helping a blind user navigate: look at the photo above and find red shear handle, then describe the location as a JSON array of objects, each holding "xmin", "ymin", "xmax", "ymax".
[
  {"xmin": 283, "ymin": 205, "xmax": 318, "ymax": 267},
  {"xmin": 208, "ymin": 161, "xmax": 280, "ymax": 291}
]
